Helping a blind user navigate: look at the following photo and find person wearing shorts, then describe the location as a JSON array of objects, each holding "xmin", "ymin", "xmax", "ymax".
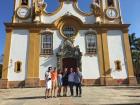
[
  {"xmin": 51, "ymin": 67, "xmax": 58, "ymax": 97},
  {"xmin": 57, "ymin": 70, "xmax": 63, "ymax": 97},
  {"xmin": 45, "ymin": 67, "xmax": 52, "ymax": 99}
]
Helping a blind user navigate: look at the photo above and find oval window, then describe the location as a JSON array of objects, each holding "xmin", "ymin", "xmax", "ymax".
[{"xmin": 62, "ymin": 26, "xmax": 76, "ymax": 38}]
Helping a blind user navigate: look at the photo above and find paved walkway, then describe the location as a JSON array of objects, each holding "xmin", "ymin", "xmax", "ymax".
[{"xmin": 0, "ymin": 86, "xmax": 140, "ymax": 105}]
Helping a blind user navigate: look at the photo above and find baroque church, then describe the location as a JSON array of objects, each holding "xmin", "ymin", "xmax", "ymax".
[{"xmin": 0, "ymin": 0, "xmax": 137, "ymax": 88}]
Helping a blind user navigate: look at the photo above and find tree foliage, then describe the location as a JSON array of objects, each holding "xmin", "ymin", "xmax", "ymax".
[
  {"xmin": 0, "ymin": 64, "xmax": 2, "ymax": 79},
  {"xmin": 129, "ymin": 33, "xmax": 140, "ymax": 76}
]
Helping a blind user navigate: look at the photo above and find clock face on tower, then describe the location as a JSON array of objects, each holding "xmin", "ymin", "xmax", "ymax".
[
  {"xmin": 16, "ymin": 7, "xmax": 30, "ymax": 19},
  {"xmin": 106, "ymin": 8, "xmax": 118, "ymax": 19}
]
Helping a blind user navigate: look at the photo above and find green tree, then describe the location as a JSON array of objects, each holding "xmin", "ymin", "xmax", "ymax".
[
  {"xmin": 0, "ymin": 64, "xmax": 2, "ymax": 79},
  {"xmin": 129, "ymin": 33, "xmax": 140, "ymax": 77},
  {"xmin": 0, "ymin": 54, "xmax": 3, "ymax": 79}
]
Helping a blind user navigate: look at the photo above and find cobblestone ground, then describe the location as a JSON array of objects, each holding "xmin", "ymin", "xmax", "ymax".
[{"xmin": 0, "ymin": 86, "xmax": 140, "ymax": 105}]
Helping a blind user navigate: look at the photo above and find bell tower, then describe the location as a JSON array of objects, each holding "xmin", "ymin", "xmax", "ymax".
[
  {"xmin": 13, "ymin": 0, "xmax": 33, "ymax": 23},
  {"xmin": 91, "ymin": 0, "xmax": 122, "ymax": 24},
  {"xmin": 103, "ymin": 0, "xmax": 122, "ymax": 24}
]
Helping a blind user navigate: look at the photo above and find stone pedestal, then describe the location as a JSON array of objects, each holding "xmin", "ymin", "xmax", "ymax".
[
  {"xmin": 0, "ymin": 79, "xmax": 8, "ymax": 89},
  {"xmin": 104, "ymin": 77, "xmax": 113, "ymax": 86},
  {"xmin": 100, "ymin": 77, "xmax": 105, "ymax": 86},
  {"xmin": 25, "ymin": 78, "xmax": 40, "ymax": 88},
  {"xmin": 128, "ymin": 76, "xmax": 137, "ymax": 86}
]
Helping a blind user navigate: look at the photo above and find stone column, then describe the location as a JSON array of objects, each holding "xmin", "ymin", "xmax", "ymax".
[
  {"xmin": 122, "ymin": 29, "xmax": 137, "ymax": 85},
  {"xmin": 101, "ymin": 30, "xmax": 113, "ymax": 85},
  {"xmin": 97, "ymin": 31, "xmax": 105, "ymax": 85},
  {"xmin": 0, "ymin": 28, "xmax": 12, "ymax": 89},
  {"xmin": 25, "ymin": 29, "xmax": 40, "ymax": 87}
]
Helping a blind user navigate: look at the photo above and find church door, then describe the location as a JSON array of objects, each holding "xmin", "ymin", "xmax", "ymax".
[{"xmin": 62, "ymin": 58, "xmax": 77, "ymax": 71}]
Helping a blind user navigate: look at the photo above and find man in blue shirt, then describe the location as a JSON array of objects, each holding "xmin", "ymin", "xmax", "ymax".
[
  {"xmin": 68, "ymin": 68, "xmax": 75, "ymax": 96},
  {"xmin": 74, "ymin": 67, "xmax": 82, "ymax": 97}
]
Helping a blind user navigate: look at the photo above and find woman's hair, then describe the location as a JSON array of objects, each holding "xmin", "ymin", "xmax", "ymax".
[
  {"xmin": 58, "ymin": 69, "xmax": 61, "ymax": 74},
  {"xmin": 48, "ymin": 67, "xmax": 52, "ymax": 72}
]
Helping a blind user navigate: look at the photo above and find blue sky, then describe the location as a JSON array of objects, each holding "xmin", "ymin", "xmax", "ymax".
[{"xmin": 0, "ymin": 0, "xmax": 140, "ymax": 56}]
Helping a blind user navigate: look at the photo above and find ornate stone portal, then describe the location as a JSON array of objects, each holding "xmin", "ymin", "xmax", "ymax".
[{"xmin": 56, "ymin": 40, "xmax": 82, "ymax": 71}]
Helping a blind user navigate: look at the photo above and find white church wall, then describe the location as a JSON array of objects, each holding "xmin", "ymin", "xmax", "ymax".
[
  {"xmin": 42, "ymin": 2, "xmax": 96, "ymax": 24},
  {"xmin": 74, "ymin": 30, "xmax": 100, "ymax": 79},
  {"xmin": 8, "ymin": 30, "xmax": 29, "ymax": 81},
  {"xmin": 39, "ymin": 30, "xmax": 100, "ymax": 80},
  {"xmin": 107, "ymin": 30, "xmax": 128, "ymax": 79},
  {"xmin": 39, "ymin": 30, "xmax": 62, "ymax": 80}
]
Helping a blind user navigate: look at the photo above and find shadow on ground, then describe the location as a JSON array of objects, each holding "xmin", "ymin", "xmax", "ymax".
[
  {"xmin": 123, "ymin": 95, "xmax": 140, "ymax": 97},
  {"xmin": 7, "ymin": 96, "xmax": 45, "ymax": 100},
  {"xmin": 103, "ymin": 103, "xmax": 140, "ymax": 105},
  {"xmin": 107, "ymin": 86, "xmax": 140, "ymax": 90}
]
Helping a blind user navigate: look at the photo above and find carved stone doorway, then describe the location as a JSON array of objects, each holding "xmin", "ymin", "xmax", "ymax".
[
  {"xmin": 56, "ymin": 40, "xmax": 82, "ymax": 71},
  {"xmin": 62, "ymin": 58, "xmax": 77, "ymax": 71}
]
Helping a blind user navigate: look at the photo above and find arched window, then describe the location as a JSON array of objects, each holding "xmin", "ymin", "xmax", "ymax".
[
  {"xmin": 14, "ymin": 61, "xmax": 22, "ymax": 73},
  {"xmin": 85, "ymin": 32, "xmax": 97, "ymax": 54},
  {"xmin": 107, "ymin": 0, "xmax": 114, "ymax": 7},
  {"xmin": 41, "ymin": 32, "xmax": 53, "ymax": 55},
  {"xmin": 21, "ymin": 0, "xmax": 28, "ymax": 6},
  {"xmin": 115, "ymin": 60, "xmax": 122, "ymax": 71}
]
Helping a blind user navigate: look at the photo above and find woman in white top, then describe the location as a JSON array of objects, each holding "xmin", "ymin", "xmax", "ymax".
[{"xmin": 45, "ymin": 67, "xmax": 52, "ymax": 99}]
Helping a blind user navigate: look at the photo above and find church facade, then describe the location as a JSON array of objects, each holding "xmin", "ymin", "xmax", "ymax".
[{"xmin": 0, "ymin": 0, "xmax": 137, "ymax": 88}]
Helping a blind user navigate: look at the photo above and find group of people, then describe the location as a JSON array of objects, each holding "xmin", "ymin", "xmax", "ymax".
[{"xmin": 45, "ymin": 67, "xmax": 82, "ymax": 99}]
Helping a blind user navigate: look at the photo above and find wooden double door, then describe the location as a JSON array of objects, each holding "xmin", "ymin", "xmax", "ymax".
[{"xmin": 62, "ymin": 58, "xmax": 77, "ymax": 71}]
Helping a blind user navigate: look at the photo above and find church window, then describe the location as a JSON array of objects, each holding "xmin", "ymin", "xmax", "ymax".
[
  {"xmin": 21, "ymin": 0, "xmax": 28, "ymax": 6},
  {"xmin": 115, "ymin": 60, "xmax": 122, "ymax": 71},
  {"xmin": 41, "ymin": 33, "xmax": 53, "ymax": 55},
  {"xmin": 14, "ymin": 61, "xmax": 22, "ymax": 73},
  {"xmin": 107, "ymin": 0, "xmax": 114, "ymax": 7},
  {"xmin": 62, "ymin": 26, "xmax": 76, "ymax": 38},
  {"xmin": 85, "ymin": 33, "xmax": 97, "ymax": 54}
]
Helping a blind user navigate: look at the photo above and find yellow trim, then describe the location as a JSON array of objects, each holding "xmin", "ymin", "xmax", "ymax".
[
  {"xmin": 27, "ymin": 29, "xmax": 40, "ymax": 78},
  {"xmin": 5, "ymin": 23, "xmax": 130, "ymax": 30},
  {"xmin": 97, "ymin": 31, "xmax": 104, "ymax": 77},
  {"xmin": 101, "ymin": 30, "xmax": 111, "ymax": 77},
  {"xmin": 123, "ymin": 30, "xmax": 135, "ymax": 77},
  {"xmin": 2, "ymin": 28, "xmax": 12, "ymax": 79}
]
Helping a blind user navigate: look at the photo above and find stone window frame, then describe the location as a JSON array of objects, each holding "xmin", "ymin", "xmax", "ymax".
[
  {"xmin": 85, "ymin": 31, "xmax": 97, "ymax": 55},
  {"xmin": 14, "ymin": 61, "xmax": 22, "ymax": 73},
  {"xmin": 40, "ymin": 31, "xmax": 53, "ymax": 55}
]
